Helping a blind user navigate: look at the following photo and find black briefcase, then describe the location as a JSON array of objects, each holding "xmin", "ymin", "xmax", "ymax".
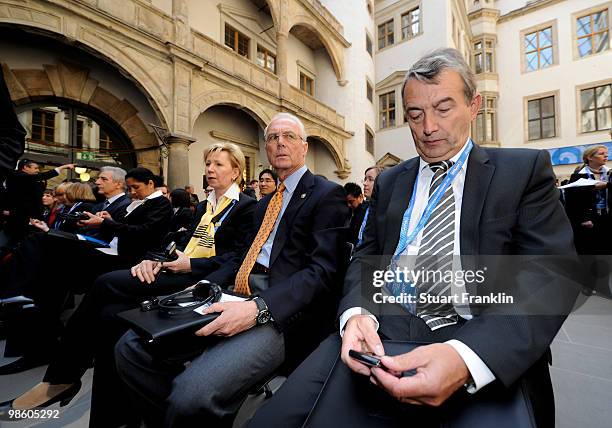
[
  {"xmin": 117, "ymin": 280, "xmax": 245, "ymax": 342},
  {"xmin": 303, "ymin": 341, "xmax": 536, "ymax": 428}
]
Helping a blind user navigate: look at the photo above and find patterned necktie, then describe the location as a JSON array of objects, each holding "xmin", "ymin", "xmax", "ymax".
[
  {"xmin": 234, "ymin": 182, "xmax": 286, "ymax": 295},
  {"xmin": 102, "ymin": 199, "xmax": 111, "ymax": 210},
  {"xmin": 414, "ymin": 160, "xmax": 458, "ymax": 330}
]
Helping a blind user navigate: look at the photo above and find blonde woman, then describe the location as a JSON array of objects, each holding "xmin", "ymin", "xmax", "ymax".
[{"xmin": 0, "ymin": 144, "xmax": 257, "ymax": 427}]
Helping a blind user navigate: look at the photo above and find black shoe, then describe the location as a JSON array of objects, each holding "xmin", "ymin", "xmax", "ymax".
[
  {"xmin": 0, "ymin": 356, "xmax": 49, "ymax": 375},
  {"xmin": 0, "ymin": 381, "xmax": 81, "ymax": 421}
]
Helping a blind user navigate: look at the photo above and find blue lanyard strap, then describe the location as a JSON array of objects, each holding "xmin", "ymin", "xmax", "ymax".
[
  {"xmin": 215, "ymin": 199, "xmax": 237, "ymax": 227},
  {"xmin": 393, "ymin": 140, "xmax": 473, "ymax": 258},
  {"xmin": 356, "ymin": 205, "xmax": 370, "ymax": 247}
]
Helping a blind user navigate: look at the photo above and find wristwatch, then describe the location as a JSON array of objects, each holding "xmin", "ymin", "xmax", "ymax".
[{"xmin": 253, "ymin": 296, "xmax": 271, "ymax": 325}]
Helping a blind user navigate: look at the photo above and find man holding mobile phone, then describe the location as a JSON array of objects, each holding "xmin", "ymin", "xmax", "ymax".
[{"xmin": 249, "ymin": 48, "xmax": 580, "ymax": 428}]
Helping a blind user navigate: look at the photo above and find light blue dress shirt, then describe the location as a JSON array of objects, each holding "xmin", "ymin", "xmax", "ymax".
[{"xmin": 256, "ymin": 165, "xmax": 308, "ymax": 268}]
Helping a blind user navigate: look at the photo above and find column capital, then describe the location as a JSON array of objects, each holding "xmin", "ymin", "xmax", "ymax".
[{"xmin": 166, "ymin": 133, "xmax": 196, "ymax": 146}]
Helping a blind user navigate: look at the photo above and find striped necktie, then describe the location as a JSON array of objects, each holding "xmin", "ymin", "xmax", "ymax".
[
  {"xmin": 414, "ymin": 160, "xmax": 458, "ymax": 330},
  {"xmin": 234, "ymin": 182, "xmax": 286, "ymax": 295}
]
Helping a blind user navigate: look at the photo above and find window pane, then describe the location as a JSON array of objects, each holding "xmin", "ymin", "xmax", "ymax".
[
  {"xmin": 526, "ymin": 52, "xmax": 538, "ymax": 71},
  {"xmin": 540, "ymin": 47, "xmax": 553, "ymax": 68},
  {"xmin": 577, "ymin": 16, "xmax": 591, "ymax": 38},
  {"xmin": 581, "ymin": 111, "xmax": 596, "ymax": 132},
  {"xmin": 597, "ymin": 107, "xmax": 611, "ymax": 130},
  {"xmin": 389, "ymin": 109, "xmax": 395, "ymax": 127},
  {"xmin": 594, "ymin": 11, "xmax": 608, "ymax": 32},
  {"xmin": 528, "ymin": 120, "xmax": 541, "ymax": 140},
  {"xmin": 542, "ymin": 117, "xmax": 555, "ymax": 138},
  {"xmin": 485, "ymin": 52, "xmax": 493, "ymax": 72},
  {"xmin": 525, "ymin": 32, "xmax": 537, "ymax": 51},
  {"xmin": 581, "ymin": 88, "xmax": 596, "ymax": 110},
  {"xmin": 595, "ymin": 31, "xmax": 609, "ymax": 53},
  {"xmin": 380, "ymin": 113, "xmax": 387, "ymax": 128},
  {"xmin": 256, "ymin": 50, "xmax": 265, "ymax": 68},
  {"xmin": 412, "ymin": 22, "xmax": 420, "ymax": 35},
  {"xmin": 378, "ymin": 24, "xmax": 385, "ymax": 39},
  {"xmin": 267, "ymin": 55, "xmax": 275, "ymax": 72},
  {"xmin": 541, "ymin": 97, "xmax": 555, "ymax": 117},
  {"xmin": 540, "ymin": 28, "xmax": 552, "ymax": 47},
  {"xmin": 388, "ymin": 94, "xmax": 395, "ymax": 108},
  {"xmin": 475, "ymin": 113, "xmax": 484, "ymax": 142},
  {"xmin": 528, "ymin": 100, "xmax": 540, "ymax": 120},
  {"xmin": 380, "ymin": 95, "xmax": 387, "ymax": 110},
  {"xmin": 475, "ymin": 41, "xmax": 482, "ymax": 50},
  {"xmin": 486, "ymin": 112, "xmax": 494, "ymax": 140},
  {"xmin": 597, "ymin": 85, "xmax": 611, "ymax": 107},
  {"xmin": 388, "ymin": 31, "xmax": 394, "ymax": 44},
  {"xmin": 475, "ymin": 53, "xmax": 483, "ymax": 73},
  {"xmin": 578, "ymin": 37, "xmax": 592, "ymax": 57}
]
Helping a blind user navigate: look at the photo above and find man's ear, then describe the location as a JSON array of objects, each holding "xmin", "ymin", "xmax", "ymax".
[{"xmin": 470, "ymin": 93, "xmax": 482, "ymax": 120}]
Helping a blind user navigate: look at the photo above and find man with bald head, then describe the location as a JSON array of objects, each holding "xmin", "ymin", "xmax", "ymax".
[
  {"xmin": 115, "ymin": 112, "xmax": 349, "ymax": 427},
  {"xmin": 250, "ymin": 48, "xmax": 578, "ymax": 427}
]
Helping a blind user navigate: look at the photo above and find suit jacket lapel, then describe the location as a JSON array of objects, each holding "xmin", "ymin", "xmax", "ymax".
[
  {"xmin": 269, "ymin": 170, "xmax": 314, "ymax": 267},
  {"xmin": 460, "ymin": 145, "xmax": 494, "ymax": 264},
  {"xmin": 383, "ymin": 158, "xmax": 419, "ymax": 254}
]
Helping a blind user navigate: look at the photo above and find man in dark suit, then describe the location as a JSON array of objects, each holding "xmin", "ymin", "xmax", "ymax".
[
  {"xmin": 344, "ymin": 182, "xmax": 366, "ymax": 247},
  {"xmin": 115, "ymin": 112, "xmax": 349, "ymax": 427},
  {"xmin": 4, "ymin": 159, "xmax": 74, "ymax": 241},
  {"xmin": 249, "ymin": 49, "xmax": 579, "ymax": 428}
]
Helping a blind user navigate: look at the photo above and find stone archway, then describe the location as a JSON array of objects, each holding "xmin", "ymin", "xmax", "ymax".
[
  {"xmin": 0, "ymin": 15, "xmax": 173, "ymax": 132},
  {"xmin": 2, "ymin": 62, "xmax": 160, "ymax": 172},
  {"xmin": 305, "ymin": 125, "xmax": 351, "ymax": 179}
]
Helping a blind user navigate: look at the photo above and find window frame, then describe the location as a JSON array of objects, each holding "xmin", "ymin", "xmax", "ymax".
[
  {"xmin": 524, "ymin": 91, "xmax": 560, "ymax": 142},
  {"xmin": 299, "ymin": 71, "xmax": 315, "ymax": 96},
  {"xmin": 377, "ymin": 19, "xmax": 394, "ymax": 50},
  {"xmin": 473, "ymin": 36, "xmax": 496, "ymax": 74},
  {"xmin": 256, "ymin": 44, "xmax": 276, "ymax": 74},
  {"xmin": 472, "ymin": 94, "xmax": 497, "ymax": 144},
  {"xmin": 576, "ymin": 79, "xmax": 612, "ymax": 134},
  {"xmin": 224, "ymin": 23, "xmax": 250, "ymax": 59},
  {"xmin": 572, "ymin": 3, "xmax": 611, "ymax": 60},
  {"xmin": 366, "ymin": 79, "xmax": 373, "ymax": 103},
  {"xmin": 520, "ymin": 20, "xmax": 558, "ymax": 73},
  {"xmin": 31, "ymin": 108, "xmax": 56, "ymax": 144},
  {"xmin": 366, "ymin": 31, "xmax": 373, "ymax": 57},
  {"xmin": 365, "ymin": 126, "xmax": 375, "ymax": 155},
  {"xmin": 379, "ymin": 90, "xmax": 396, "ymax": 130},
  {"xmin": 401, "ymin": 7, "xmax": 421, "ymax": 40}
]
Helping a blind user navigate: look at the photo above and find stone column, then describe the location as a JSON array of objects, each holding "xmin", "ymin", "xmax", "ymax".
[
  {"xmin": 172, "ymin": 0, "xmax": 192, "ymax": 49},
  {"xmin": 276, "ymin": 31, "xmax": 288, "ymax": 82},
  {"xmin": 166, "ymin": 134, "xmax": 195, "ymax": 190}
]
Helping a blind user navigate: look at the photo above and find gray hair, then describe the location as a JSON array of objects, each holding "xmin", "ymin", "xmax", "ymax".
[
  {"xmin": 99, "ymin": 166, "xmax": 127, "ymax": 188},
  {"xmin": 264, "ymin": 112, "xmax": 308, "ymax": 141},
  {"xmin": 401, "ymin": 48, "xmax": 477, "ymax": 107}
]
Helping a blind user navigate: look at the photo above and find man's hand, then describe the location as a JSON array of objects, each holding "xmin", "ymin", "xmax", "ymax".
[
  {"xmin": 581, "ymin": 220, "xmax": 594, "ymax": 229},
  {"xmin": 196, "ymin": 300, "xmax": 258, "ymax": 337},
  {"xmin": 594, "ymin": 181, "xmax": 608, "ymax": 190},
  {"xmin": 79, "ymin": 211, "xmax": 104, "ymax": 227},
  {"xmin": 340, "ymin": 315, "xmax": 384, "ymax": 376},
  {"xmin": 29, "ymin": 218, "xmax": 49, "ymax": 232},
  {"xmin": 159, "ymin": 250, "xmax": 191, "ymax": 274},
  {"xmin": 58, "ymin": 163, "xmax": 76, "ymax": 171},
  {"xmin": 371, "ymin": 343, "xmax": 470, "ymax": 407},
  {"xmin": 131, "ymin": 260, "xmax": 163, "ymax": 284}
]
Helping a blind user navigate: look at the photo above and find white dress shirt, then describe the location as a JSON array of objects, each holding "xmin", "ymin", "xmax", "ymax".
[{"xmin": 339, "ymin": 139, "xmax": 496, "ymax": 393}]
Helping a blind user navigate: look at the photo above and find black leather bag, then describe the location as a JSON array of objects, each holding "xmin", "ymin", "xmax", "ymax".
[
  {"xmin": 303, "ymin": 341, "xmax": 536, "ymax": 428},
  {"xmin": 117, "ymin": 280, "xmax": 228, "ymax": 342}
]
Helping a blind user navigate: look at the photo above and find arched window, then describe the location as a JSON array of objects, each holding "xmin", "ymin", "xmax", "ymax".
[{"xmin": 17, "ymin": 102, "xmax": 137, "ymax": 175}]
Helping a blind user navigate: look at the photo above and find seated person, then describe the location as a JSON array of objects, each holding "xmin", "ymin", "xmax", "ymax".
[
  {"xmin": 258, "ymin": 168, "xmax": 278, "ymax": 198},
  {"xmin": 0, "ymin": 143, "xmax": 257, "ymax": 428},
  {"xmin": 168, "ymin": 188, "xmax": 194, "ymax": 233},
  {"xmin": 52, "ymin": 182, "xmax": 98, "ymax": 233},
  {"xmin": 113, "ymin": 113, "xmax": 349, "ymax": 428},
  {"xmin": 0, "ymin": 167, "xmax": 171, "ymax": 375},
  {"xmin": 248, "ymin": 49, "xmax": 579, "ymax": 428}
]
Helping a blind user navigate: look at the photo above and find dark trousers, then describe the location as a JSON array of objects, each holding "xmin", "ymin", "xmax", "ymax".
[
  {"xmin": 249, "ymin": 316, "xmax": 554, "ymax": 428},
  {"xmin": 115, "ymin": 324, "xmax": 285, "ymax": 428},
  {"xmin": 1, "ymin": 233, "xmax": 129, "ymax": 358},
  {"xmin": 42, "ymin": 269, "xmax": 198, "ymax": 428}
]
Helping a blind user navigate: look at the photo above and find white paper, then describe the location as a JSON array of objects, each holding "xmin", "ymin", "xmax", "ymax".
[
  {"xmin": 191, "ymin": 292, "xmax": 247, "ymax": 315},
  {"xmin": 558, "ymin": 178, "xmax": 600, "ymax": 189}
]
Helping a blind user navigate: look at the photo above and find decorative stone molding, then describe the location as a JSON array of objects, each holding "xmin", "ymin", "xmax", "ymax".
[{"xmin": 2, "ymin": 61, "xmax": 160, "ymax": 173}]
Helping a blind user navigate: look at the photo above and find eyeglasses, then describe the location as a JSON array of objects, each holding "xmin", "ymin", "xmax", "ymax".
[
  {"xmin": 362, "ymin": 177, "xmax": 375, "ymax": 184},
  {"xmin": 265, "ymin": 131, "xmax": 302, "ymax": 144}
]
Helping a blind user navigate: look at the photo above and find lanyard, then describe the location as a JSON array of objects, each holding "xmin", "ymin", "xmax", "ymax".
[
  {"xmin": 215, "ymin": 199, "xmax": 237, "ymax": 227},
  {"xmin": 393, "ymin": 140, "xmax": 473, "ymax": 258},
  {"xmin": 356, "ymin": 205, "xmax": 370, "ymax": 247}
]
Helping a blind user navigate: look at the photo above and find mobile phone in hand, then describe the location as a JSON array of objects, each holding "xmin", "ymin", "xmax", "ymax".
[
  {"xmin": 348, "ymin": 349, "xmax": 417, "ymax": 377},
  {"xmin": 348, "ymin": 349, "xmax": 382, "ymax": 368}
]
